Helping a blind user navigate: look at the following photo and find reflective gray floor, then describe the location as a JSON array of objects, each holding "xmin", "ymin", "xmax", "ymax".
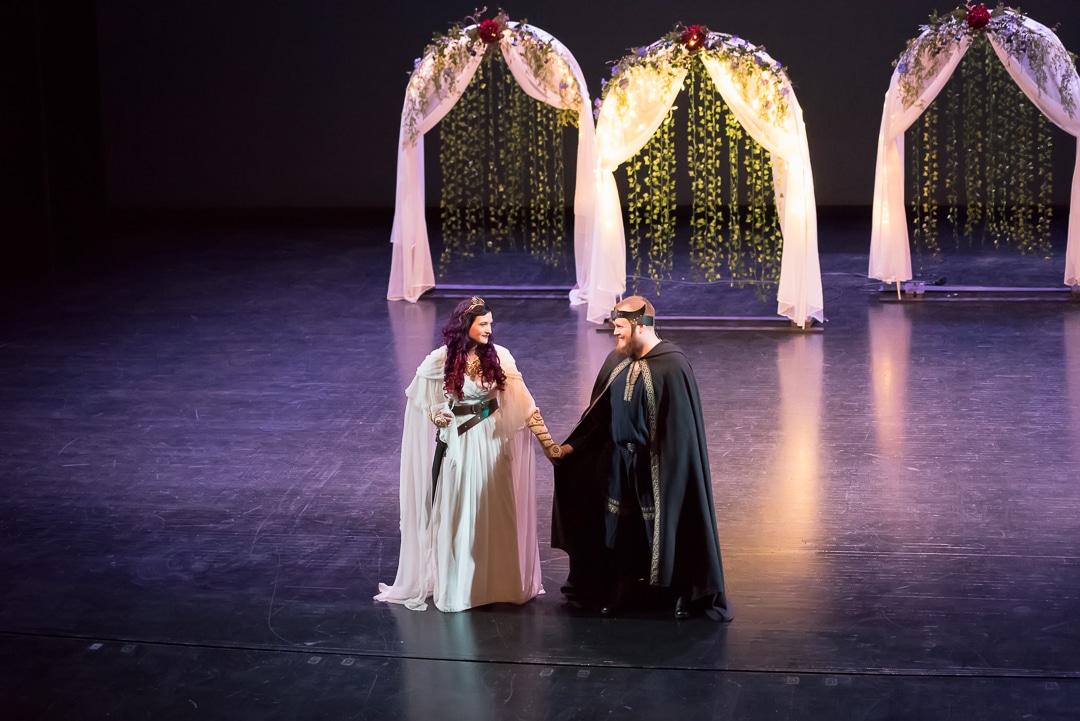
[{"xmin": 2, "ymin": 219, "xmax": 1080, "ymax": 719}]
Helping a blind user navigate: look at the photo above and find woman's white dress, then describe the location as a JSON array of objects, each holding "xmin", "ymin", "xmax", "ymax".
[{"xmin": 375, "ymin": 344, "xmax": 544, "ymax": 611}]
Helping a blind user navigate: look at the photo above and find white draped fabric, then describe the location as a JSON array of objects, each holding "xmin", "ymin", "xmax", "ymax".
[
  {"xmin": 869, "ymin": 35, "xmax": 969, "ymax": 284},
  {"xmin": 590, "ymin": 40, "xmax": 823, "ymax": 327},
  {"xmin": 989, "ymin": 21, "xmax": 1080, "ymax": 287},
  {"xmin": 502, "ymin": 26, "xmax": 597, "ymax": 300},
  {"xmin": 700, "ymin": 54, "xmax": 823, "ymax": 327},
  {"xmin": 870, "ymin": 14, "xmax": 1080, "ymax": 287},
  {"xmin": 387, "ymin": 23, "xmax": 596, "ymax": 303},
  {"xmin": 590, "ymin": 58, "xmax": 688, "ymax": 323},
  {"xmin": 375, "ymin": 344, "xmax": 544, "ymax": 612}
]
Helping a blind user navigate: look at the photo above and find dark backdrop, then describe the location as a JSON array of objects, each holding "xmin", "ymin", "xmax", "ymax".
[
  {"xmin": 92, "ymin": 0, "xmax": 1080, "ymax": 208},
  {"xmin": 5, "ymin": 1, "xmax": 1080, "ymax": 274}
]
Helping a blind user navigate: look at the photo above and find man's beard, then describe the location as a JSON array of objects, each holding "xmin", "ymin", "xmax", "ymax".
[{"xmin": 617, "ymin": 331, "xmax": 644, "ymax": 359}]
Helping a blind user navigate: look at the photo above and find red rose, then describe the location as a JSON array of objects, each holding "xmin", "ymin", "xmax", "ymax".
[
  {"xmin": 680, "ymin": 24, "xmax": 706, "ymax": 51},
  {"xmin": 966, "ymin": 3, "xmax": 991, "ymax": 30},
  {"xmin": 477, "ymin": 18, "xmax": 502, "ymax": 44}
]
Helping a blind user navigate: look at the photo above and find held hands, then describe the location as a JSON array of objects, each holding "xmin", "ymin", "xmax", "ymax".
[{"xmin": 546, "ymin": 443, "xmax": 573, "ymax": 466}]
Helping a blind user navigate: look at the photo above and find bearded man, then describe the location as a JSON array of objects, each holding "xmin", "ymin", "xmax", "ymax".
[{"xmin": 551, "ymin": 297, "xmax": 731, "ymax": 620}]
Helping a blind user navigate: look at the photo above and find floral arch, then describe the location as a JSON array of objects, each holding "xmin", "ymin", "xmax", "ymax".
[
  {"xmin": 386, "ymin": 15, "xmax": 596, "ymax": 303},
  {"xmin": 588, "ymin": 26, "xmax": 823, "ymax": 328},
  {"xmin": 870, "ymin": 3, "xmax": 1080, "ymax": 288}
]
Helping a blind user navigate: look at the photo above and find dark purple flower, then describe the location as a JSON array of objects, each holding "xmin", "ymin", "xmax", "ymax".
[
  {"xmin": 477, "ymin": 18, "xmax": 502, "ymax": 44},
  {"xmin": 967, "ymin": 3, "xmax": 991, "ymax": 30},
  {"xmin": 680, "ymin": 24, "xmax": 707, "ymax": 51}
]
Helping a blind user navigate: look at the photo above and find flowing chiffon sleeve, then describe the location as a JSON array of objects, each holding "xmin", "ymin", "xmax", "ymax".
[
  {"xmin": 493, "ymin": 345, "xmax": 544, "ymax": 599},
  {"xmin": 375, "ymin": 347, "xmax": 447, "ymax": 610},
  {"xmin": 493, "ymin": 345, "xmax": 537, "ymax": 435}
]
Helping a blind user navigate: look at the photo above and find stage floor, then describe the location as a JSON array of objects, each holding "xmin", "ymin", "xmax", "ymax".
[{"xmin": 2, "ymin": 219, "xmax": 1080, "ymax": 719}]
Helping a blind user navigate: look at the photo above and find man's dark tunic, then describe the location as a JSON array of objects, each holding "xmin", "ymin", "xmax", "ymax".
[{"xmin": 552, "ymin": 340, "xmax": 731, "ymax": 618}]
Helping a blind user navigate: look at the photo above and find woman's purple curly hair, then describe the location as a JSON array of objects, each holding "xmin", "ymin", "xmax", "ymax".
[{"xmin": 442, "ymin": 296, "xmax": 506, "ymax": 400}]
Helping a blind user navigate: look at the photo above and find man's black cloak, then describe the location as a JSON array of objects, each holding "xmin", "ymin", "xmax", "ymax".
[{"xmin": 552, "ymin": 340, "xmax": 731, "ymax": 618}]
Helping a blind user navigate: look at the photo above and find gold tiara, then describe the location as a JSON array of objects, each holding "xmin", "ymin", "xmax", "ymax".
[{"xmin": 467, "ymin": 296, "xmax": 487, "ymax": 313}]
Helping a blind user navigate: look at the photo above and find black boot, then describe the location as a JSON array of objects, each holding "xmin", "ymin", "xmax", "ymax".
[
  {"xmin": 674, "ymin": 594, "xmax": 691, "ymax": 620},
  {"xmin": 600, "ymin": 581, "xmax": 630, "ymax": 616}
]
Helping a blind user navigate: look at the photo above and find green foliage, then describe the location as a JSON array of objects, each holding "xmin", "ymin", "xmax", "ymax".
[
  {"xmin": 402, "ymin": 11, "xmax": 582, "ymax": 270},
  {"xmin": 687, "ymin": 61, "xmax": 725, "ymax": 283},
  {"xmin": 438, "ymin": 52, "xmax": 571, "ymax": 269},
  {"xmin": 625, "ymin": 58, "xmax": 783, "ymax": 292},
  {"xmin": 404, "ymin": 11, "xmax": 581, "ymax": 143},
  {"xmin": 895, "ymin": 4, "xmax": 1075, "ymax": 118},
  {"xmin": 625, "ymin": 107, "xmax": 677, "ymax": 292},
  {"xmin": 910, "ymin": 97, "xmax": 940, "ymax": 253},
  {"xmin": 602, "ymin": 25, "xmax": 790, "ymax": 128},
  {"xmin": 717, "ymin": 77, "xmax": 782, "ymax": 288},
  {"xmin": 908, "ymin": 38, "xmax": 1054, "ymax": 257}
]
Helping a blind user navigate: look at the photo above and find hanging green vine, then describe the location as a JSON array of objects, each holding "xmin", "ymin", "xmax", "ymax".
[
  {"xmin": 616, "ymin": 29, "xmax": 786, "ymax": 292},
  {"xmin": 747, "ymin": 137, "xmax": 783, "ymax": 286},
  {"xmin": 717, "ymin": 69, "xmax": 783, "ymax": 289},
  {"xmin": 898, "ymin": 4, "xmax": 1072, "ymax": 258},
  {"xmin": 725, "ymin": 107, "xmax": 744, "ymax": 281},
  {"xmin": 687, "ymin": 60, "xmax": 725, "ymax": 283},
  {"xmin": 524, "ymin": 97, "xmax": 568, "ymax": 266},
  {"xmin": 439, "ymin": 57, "xmax": 486, "ymax": 264},
  {"xmin": 624, "ymin": 106, "xmax": 677, "ymax": 291},
  {"xmin": 908, "ymin": 24, "xmax": 1054, "ymax": 257},
  {"xmin": 910, "ymin": 98, "xmax": 940, "ymax": 255},
  {"xmin": 408, "ymin": 10, "xmax": 580, "ymax": 270},
  {"xmin": 1035, "ymin": 113, "xmax": 1054, "ymax": 254},
  {"xmin": 437, "ymin": 45, "xmax": 572, "ymax": 270},
  {"xmin": 500, "ymin": 60, "xmax": 535, "ymax": 253},
  {"xmin": 944, "ymin": 76, "xmax": 961, "ymax": 245},
  {"xmin": 962, "ymin": 39, "xmax": 986, "ymax": 240},
  {"xmin": 984, "ymin": 42, "xmax": 1004, "ymax": 245}
]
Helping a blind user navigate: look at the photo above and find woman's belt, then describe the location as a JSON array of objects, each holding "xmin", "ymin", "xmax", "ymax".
[{"xmin": 452, "ymin": 398, "xmax": 499, "ymax": 435}]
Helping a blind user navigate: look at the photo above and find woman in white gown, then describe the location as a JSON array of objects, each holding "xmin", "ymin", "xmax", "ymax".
[{"xmin": 376, "ymin": 297, "xmax": 562, "ymax": 611}]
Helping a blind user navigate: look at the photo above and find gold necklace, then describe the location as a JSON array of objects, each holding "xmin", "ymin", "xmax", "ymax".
[{"xmin": 466, "ymin": 354, "xmax": 482, "ymax": 379}]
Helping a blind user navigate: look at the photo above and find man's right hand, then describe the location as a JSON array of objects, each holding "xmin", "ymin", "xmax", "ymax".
[{"xmin": 551, "ymin": 444, "xmax": 573, "ymax": 465}]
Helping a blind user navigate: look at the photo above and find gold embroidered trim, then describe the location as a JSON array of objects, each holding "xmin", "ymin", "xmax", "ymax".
[
  {"xmin": 624, "ymin": 360, "xmax": 642, "ymax": 401},
  {"xmin": 639, "ymin": 360, "xmax": 662, "ymax": 585},
  {"xmin": 606, "ymin": 357, "xmax": 633, "ymax": 391},
  {"xmin": 607, "ymin": 497, "xmax": 649, "ymax": 516},
  {"xmin": 607, "ymin": 497, "xmax": 654, "ymax": 519}
]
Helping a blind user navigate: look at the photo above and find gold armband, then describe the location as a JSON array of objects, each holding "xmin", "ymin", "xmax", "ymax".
[{"xmin": 526, "ymin": 410, "xmax": 562, "ymax": 459}]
